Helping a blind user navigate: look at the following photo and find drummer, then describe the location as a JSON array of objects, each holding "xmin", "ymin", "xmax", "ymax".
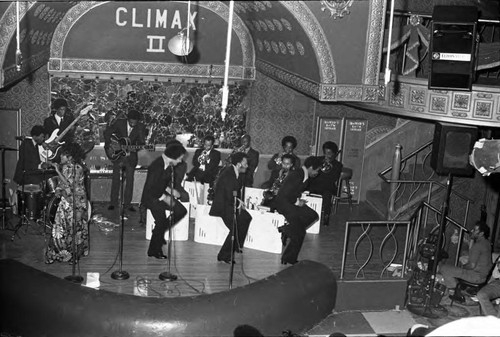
[{"xmin": 13, "ymin": 125, "xmax": 53, "ymax": 186}]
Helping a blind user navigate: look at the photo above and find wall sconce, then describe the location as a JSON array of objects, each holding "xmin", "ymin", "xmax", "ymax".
[{"xmin": 168, "ymin": 0, "xmax": 193, "ymax": 57}]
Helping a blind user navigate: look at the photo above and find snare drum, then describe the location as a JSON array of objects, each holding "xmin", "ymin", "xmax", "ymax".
[
  {"xmin": 17, "ymin": 184, "xmax": 44, "ymax": 220},
  {"xmin": 44, "ymin": 176, "xmax": 59, "ymax": 195}
]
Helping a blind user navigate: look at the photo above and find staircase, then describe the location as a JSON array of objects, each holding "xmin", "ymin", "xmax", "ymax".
[{"xmin": 363, "ymin": 121, "xmax": 475, "ymax": 224}]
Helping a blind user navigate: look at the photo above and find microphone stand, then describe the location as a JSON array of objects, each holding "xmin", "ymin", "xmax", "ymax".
[
  {"xmin": 1, "ymin": 146, "xmax": 11, "ymax": 229},
  {"xmin": 228, "ymin": 190, "xmax": 238, "ymax": 289},
  {"xmin": 160, "ymin": 164, "xmax": 177, "ymax": 281},
  {"xmin": 112, "ymin": 163, "xmax": 129, "ymax": 280},
  {"xmin": 65, "ymin": 162, "xmax": 84, "ymax": 284},
  {"xmin": 11, "ymin": 139, "xmax": 30, "ymax": 240}
]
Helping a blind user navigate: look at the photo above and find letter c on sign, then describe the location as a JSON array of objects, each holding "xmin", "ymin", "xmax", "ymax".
[{"xmin": 116, "ymin": 7, "xmax": 127, "ymax": 26}]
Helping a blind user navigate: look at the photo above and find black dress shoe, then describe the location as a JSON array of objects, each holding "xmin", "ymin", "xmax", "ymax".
[
  {"xmin": 148, "ymin": 252, "xmax": 168, "ymax": 259},
  {"xmin": 217, "ymin": 256, "xmax": 235, "ymax": 264}
]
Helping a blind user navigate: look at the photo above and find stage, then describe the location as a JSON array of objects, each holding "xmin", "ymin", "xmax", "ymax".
[{"xmin": 0, "ymin": 201, "xmax": 483, "ymax": 336}]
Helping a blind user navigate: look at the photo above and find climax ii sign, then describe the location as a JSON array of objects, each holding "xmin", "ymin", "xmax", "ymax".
[{"xmin": 115, "ymin": 7, "xmax": 197, "ymax": 53}]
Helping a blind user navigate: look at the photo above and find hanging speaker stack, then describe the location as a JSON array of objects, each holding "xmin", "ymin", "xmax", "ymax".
[
  {"xmin": 429, "ymin": 6, "xmax": 478, "ymax": 91},
  {"xmin": 430, "ymin": 122, "xmax": 478, "ymax": 176}
]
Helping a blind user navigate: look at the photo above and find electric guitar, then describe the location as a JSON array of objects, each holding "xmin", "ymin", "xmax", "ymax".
[
  {"xmin": 105, "ymin": 134, "xmax": 155, "ymax": 162},
  {"xmin": 39, "ymin": 103, "xmax": 94, "ymax": 161}
]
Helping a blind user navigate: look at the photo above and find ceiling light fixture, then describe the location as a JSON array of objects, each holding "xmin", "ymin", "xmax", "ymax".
[
  {"xmin": 220, "ymin": 0, "xmax": 234, "ymax": 121},
  {"xmin": 167, "ymin": 0, "xmax": 194, "ymax": 57}
]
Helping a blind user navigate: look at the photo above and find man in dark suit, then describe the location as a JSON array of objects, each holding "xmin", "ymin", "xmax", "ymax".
[
  {"xmin": 141, "ymin": 143, "xmax": 188, "ymax": 259},
  {"xmin": 210, "ymin": 152, "xmax": 252, "ymax": 264},
  {"xmin": 238, "ymin": 134, "xmax": 260, "ymax": 187},
  {"xmin": 104, "ymin": 109, "xmax": 148, "ymax": 212},
  {"xmin": 271, "ymin": 154, "xmax": 319, "ymax": 265},
  {"xmin": 43, "ymin": 98, "xmax": 75, "ymax": 145},
  {"xmin": 13, "ymin": 125, "xmax": 51, "ymax": 186},
  {"xmin": 308, "ymin": 141, "xmax": 343, "ymax": 226},
  {"xmin": 186, "ymin": 135, "xmax": 221, "ymax": 185}
]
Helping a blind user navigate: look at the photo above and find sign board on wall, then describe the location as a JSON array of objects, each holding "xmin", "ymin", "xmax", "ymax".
[
  {"xmin": 341, "ymin": 119, "xmax": 367, "ymax": 203},
  {"xmin": 315, "ymin": 118, "xmax": 343, "ymax": 156}
]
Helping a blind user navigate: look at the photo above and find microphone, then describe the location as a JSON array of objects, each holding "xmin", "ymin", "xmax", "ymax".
[{"xmin": 15, "ymin": 136, "xmax": 29, "ymax": 140}]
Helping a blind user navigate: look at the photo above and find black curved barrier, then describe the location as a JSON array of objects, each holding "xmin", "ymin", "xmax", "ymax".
[{"xmin": 0, "ymin": 259, "xmax": 336, "ymax": 337}]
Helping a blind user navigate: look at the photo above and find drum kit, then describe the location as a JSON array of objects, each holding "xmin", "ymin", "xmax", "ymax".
[{"xmin": 11, "ymin": 168, "xmax": 62, "ymax": 240}]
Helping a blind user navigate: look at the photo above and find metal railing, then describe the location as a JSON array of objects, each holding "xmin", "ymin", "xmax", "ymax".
[
  {"xmin": 378, "ymin": 142, "xmax": 473, "ymax": 224},
  {"xmin": 339, "ymin": 201, "xmax": 470, "ymax": 280}
]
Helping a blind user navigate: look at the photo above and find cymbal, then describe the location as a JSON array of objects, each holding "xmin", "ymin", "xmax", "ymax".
[
  {"xmin": 0, "ymin": 145, "xmax": 17, "ymax": 151},
  {"xmin": 25, "ymin": 169, "xmax": 56, "ymax": 176}
]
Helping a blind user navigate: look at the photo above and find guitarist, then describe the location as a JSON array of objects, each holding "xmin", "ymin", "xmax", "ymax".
[
  {"xmin": 43, "ymin": 98, "xmax": 75, "ymax": 146},
  {"xmin": 104, "ymin": 109, "xmax": 148, "ymax": 212}
]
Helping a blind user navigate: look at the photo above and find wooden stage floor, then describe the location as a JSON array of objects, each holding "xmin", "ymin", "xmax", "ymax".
[
  {"xmin": 2, "ymin": 201, "xmax": 489, "ymax": 336},
  {"xmin": 1, "ymin": 201, "xmax": 382, "ymax": 297}
]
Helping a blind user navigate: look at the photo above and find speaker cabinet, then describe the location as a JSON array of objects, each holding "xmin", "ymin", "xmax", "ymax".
[
  {"xmin": 429, "ymin": 6, "xmax": 478, "ymax": 91},
  {"xmin": 431, "ymin": 122, "xmax": 478, "ymax": 176}
]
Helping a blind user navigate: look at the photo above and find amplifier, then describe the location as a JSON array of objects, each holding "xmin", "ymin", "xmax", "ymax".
[{"xmin": 89, "ymin": 169, "xmax": 147, "ymax": 204}]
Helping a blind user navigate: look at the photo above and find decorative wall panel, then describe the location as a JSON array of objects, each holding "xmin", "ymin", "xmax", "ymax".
[{"xmin": 50, "ymin": 76, "xmax": 250, "ymax": 148}]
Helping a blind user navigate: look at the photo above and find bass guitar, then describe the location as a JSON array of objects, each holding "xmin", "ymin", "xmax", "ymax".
[
  {"xmin": 40, "ymin": 103, "xmax": 94, "ymax": 161},
  {"xmin": 105, "ymin": 134, "xmax": 155, "ymax": 162}
]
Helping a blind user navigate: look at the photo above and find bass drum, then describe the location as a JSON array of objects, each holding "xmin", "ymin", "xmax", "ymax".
[{"xmin": 46, "ymin": 196, "xmax": 92, "ymax": 224}]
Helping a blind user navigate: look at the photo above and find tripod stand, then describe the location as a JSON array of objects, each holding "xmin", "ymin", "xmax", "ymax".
[{"xmin": 1, "ymin": 145, "xmax": 17, "ymax": 229}]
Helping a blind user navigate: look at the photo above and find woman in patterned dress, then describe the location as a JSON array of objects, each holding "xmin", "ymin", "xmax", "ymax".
[{"xmin": 45, "ymin": 143, "xmax": 89, "ymax": 264}]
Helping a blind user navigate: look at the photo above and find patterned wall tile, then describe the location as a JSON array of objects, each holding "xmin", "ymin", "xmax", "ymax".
[
  {"xmin": 452, "ymin": 92, "xmax": 471, "ymax": 111},
  {"xmin": 429, "ymin": 95, "xmax": 448, "ymax": 114},
  {"xmin": 473, "ymin": 100, "xmax": 493, "ymax": 119}
]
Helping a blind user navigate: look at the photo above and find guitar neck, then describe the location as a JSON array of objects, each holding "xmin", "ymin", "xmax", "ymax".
[
  {"xmin": 53, "ymin": 104, "xmax": 93, "ymax": 143},
  {"xmin": 53, "ymin": 115, "xmax": 81, "ymax": 143}
]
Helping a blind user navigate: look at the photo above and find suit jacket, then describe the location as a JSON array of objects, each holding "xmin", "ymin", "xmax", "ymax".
[
  {"xmin": 43, "ymin": 113, "xmax": 76, "ymax": 144},
  {"xmin": 104, "ymin": 118, "xmax": 147, "ymax": 166},
  {"xmin": 272, "ymin": 168, "xmax": 305, "ymax": 213},
  {"xmin": 140, "ymin": 156, "xmax": 172, "ymax": 209},
  {"xmin": 190, "ymin": 148, "xmax": 221, "ymax": 183},
  {"xmin": 308, "ymin": 157, "xmax": 343, "ymax": 194},
  {"xmin": 243, "ymin": 147, "xmax": 260, "ymax": 187},
  {"xmin": 209, "ymin": 165, "xmax": 241, "ymax": 222},
  {"xmin": 13, "ymin": 139, "xmax": 43, "ymax": 185}
]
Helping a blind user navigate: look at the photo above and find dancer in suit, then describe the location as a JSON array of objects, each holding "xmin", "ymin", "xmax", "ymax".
[
  {"xmin": 308, "ymin": 141, "xmax": 343, "ymax": 226},
  {"xmin": 141, "ymin": 143, "xmax": 188, "ymax": 259},
  {"xmin": 262, "ymin": 135, "xmax": 301, "ymax": 189},
  {"xmin": 138, "ymin": 139, "xmax": 189, "ymax": 226},
  {"xmin": 271, "ymin": 154, "xmax": 319, "ymax": 265},
  {"xmin": 43, "ymin": 98, "xmax": 75, "ymax": 145},
  {"xmin": 103, "ymin": 109, "xmax": 148, "ymax": 212},
  {"xmin": 210, "ymin": 152, "xmax": 252, "ymax": 263},
  {"xmin": 186, "ymin": 135, "xmax": 221, "ymax": 185},
  {"xmin": 13, "ymin": 125, "xmax": 51, "ymax": 186}
]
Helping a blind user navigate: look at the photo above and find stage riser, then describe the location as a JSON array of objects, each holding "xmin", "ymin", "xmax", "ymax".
[
  {"xmin": 0, "ymin": 259, "xmax": 336, "ymax": 337},
  {"xmin": 335, "ymin": 279, "xmax": 408, "ymax": 311}
]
